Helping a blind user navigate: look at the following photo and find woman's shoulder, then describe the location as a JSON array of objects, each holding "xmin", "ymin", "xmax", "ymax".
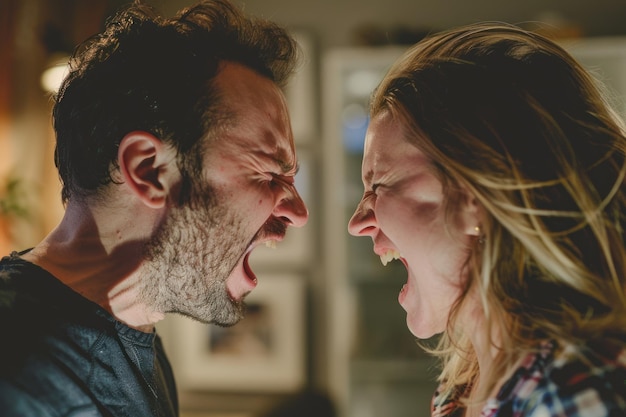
[
  {"xmin": 431, "ymin": 383, "xmax": 467, "ymax": 417},
  {"xmin": 521, "ymin": 339, "xmax": 626, "ymax": 416},
  {"xmin": 431, "ymin": 340, "xmax": 626, "ymax": 417},
  {"xmin": 559, "ymin": 337, "xmax": 623, "ymax": 363},
  {"xmin": 547, "ymin": 338, "xmax": 625, "ymax": 386}
]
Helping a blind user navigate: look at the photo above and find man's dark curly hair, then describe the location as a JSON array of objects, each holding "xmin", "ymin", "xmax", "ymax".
[{"xmin": 53, "ymin": 0, "xmax": 299, "ymax": 203}]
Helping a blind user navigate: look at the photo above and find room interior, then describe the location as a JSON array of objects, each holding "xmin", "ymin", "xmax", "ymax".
[{"xmin": 2, "ymin": 0, "xmax": 626, "ymax": 416}]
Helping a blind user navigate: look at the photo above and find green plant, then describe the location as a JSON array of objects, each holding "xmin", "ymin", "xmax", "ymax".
[{"xmin": 0, "ymin": 177, "xmax": 29, "ymax": 219}]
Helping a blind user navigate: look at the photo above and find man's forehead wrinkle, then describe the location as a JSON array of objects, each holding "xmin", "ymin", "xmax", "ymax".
[
  {"xmin": 272, "ymin": 139, "xmax": 297, "ymax": 174},
  {"xmin": 240, "ymin": 142, "xmax": 295, "ymax": 175}
]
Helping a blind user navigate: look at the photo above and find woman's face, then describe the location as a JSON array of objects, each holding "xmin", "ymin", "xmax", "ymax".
[{"xmin": 348, "ymin": 111, "xmax": 479, "ymax": 338}]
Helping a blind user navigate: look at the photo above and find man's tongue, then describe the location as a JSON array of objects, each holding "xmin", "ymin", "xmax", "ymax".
[
  {"xmin": 243, "ymin": 252, "xmax": 258, "ymax": 284},
  {"xmin": 226, "ymin": 252, "xmax": 258, "ymax": 301}
]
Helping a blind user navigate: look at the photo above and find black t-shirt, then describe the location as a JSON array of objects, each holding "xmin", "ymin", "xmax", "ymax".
[{"xmin": 0, "ymin": 252, "xmax": 178, "ymax": 417}]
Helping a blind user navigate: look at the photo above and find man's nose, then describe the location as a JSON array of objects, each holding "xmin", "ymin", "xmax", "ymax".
[{"xmin": 273, "ymin": 187, "xmax": 308, "ymax": 228}]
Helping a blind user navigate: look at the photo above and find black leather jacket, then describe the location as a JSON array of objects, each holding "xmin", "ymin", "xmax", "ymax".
[{"xmin": 0, "ymin": 252, "xmax": 178, "ymax": 417}]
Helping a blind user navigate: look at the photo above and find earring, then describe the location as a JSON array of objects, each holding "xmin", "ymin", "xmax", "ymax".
[{"xmin": 475, "ymin": 225, "xmax": 485, "ymax": 244}]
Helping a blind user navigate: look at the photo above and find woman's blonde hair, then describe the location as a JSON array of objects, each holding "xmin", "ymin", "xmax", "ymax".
[{"xmin": 370, "ymin": 23, "xmax": 626, "ymax": 402}]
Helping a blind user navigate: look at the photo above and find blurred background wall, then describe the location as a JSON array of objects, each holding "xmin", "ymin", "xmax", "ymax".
[{"xmin": 2, "ymin": 0, "xmax": 625, "ymax": 250}]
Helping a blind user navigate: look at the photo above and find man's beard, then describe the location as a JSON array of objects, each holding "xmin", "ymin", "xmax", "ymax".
[{"xmin": 138, "ymin": 180, "xmax": 250, "ymax": 326}]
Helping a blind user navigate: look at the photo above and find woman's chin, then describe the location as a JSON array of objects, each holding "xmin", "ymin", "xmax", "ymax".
[{"xmin": 406, "ymin": 315, "xmax": 445, "ymax": 340}]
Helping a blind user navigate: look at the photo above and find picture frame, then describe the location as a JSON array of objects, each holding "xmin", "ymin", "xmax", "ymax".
[{"xmin": 169, "ymin": 273, "xmax": 307, "ymax": 392}]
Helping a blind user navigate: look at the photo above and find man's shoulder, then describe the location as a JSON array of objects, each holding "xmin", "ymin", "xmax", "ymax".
[
  {"xmin": 0, "ymin": 252, "xmax": 117, "ymax": 390},
  {"xmin": 0, "ymin": 252, "xmax": 62, "ymax": 322},
  {"xmin": 0, "ymin": 317, "xmax": 122, "ymax": 417},
  {"xmin": 0, "ymin": 381, "xmax": 55, "ymax": 417},
  {"xmin": 0, "ymin": 251, "xmax": 46, "ymax": 304},
  {"xmin": 0, "ymin": 252, "xmax": 27, "ymax": 283},
  {"xmin": 0, "ymin": 252, "xmax": 99, "ymax": 318},
  {"xmin": 0, "ymin": 378, "xmax": 108, "ymax": 417}
]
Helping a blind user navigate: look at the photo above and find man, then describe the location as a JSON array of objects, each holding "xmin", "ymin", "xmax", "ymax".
[{"xmin": 0, "ymin": 1, "xmax": 308, "ymax": 416}]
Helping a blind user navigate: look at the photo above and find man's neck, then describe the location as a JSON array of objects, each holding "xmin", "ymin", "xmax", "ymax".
[{"xmin": 22, "ymin": 200, "xmax": 164, "ymax": 332}]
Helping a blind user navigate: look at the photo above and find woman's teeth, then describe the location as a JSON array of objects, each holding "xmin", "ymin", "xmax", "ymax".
[
  {"xmin": 265, "ymin": 240, "xmax": 277, "ymax": 249},
  {"xmin": 380, "ymin": 249, "xmax": 401, "ymax": 266}
]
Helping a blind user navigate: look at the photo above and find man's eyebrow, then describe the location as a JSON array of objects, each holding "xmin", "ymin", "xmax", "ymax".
[
  {"xmin": 277, "ymin": 159, "xmax": 299, "ymax": 175},
  {"xmin": 273, "ymin": 145, "xmax": 299, "ymax": 174}
]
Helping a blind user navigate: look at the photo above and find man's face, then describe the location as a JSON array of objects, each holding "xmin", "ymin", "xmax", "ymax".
[{"xmin": 142, "ymin": 62, "xmax": 308, "ymax": 326}]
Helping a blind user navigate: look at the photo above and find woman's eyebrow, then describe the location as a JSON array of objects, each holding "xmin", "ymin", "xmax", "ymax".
[{"xmin": 363, "ymin": 169, "xmax": 374, "ymax": 185}]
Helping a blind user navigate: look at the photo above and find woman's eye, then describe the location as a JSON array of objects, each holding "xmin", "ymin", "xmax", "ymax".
[{"xmin": 363, "ymin": 184, "xmax": 380, "ymax": 201}]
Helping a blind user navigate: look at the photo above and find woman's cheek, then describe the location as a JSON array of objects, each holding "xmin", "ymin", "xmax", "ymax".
[{"xmin": 376, "ymin": 197, "xmax": 409, "ymax": 237}]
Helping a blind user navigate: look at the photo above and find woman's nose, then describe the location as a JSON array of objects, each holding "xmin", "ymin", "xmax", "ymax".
[{"xmin": 348, "ymin": 198, "xmax": 377, "ymax": 237}]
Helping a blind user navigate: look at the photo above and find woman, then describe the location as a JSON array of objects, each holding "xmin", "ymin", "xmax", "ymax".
[{"xmin": 348, "ymin": 23, "xmax": 626, "ymax": 416}]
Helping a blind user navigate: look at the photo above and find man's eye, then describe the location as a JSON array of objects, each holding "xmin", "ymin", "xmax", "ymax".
[
  {"xmin": 269, "ymin": 173, "xmax": 294, "ymax": 187},
  {"xmin": 268, "ymin": 174, "xmax": 284, "ymax": 187}
]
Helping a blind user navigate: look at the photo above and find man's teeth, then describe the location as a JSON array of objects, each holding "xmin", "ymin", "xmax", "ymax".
[
  {"xmin": 265, "ymin": 240, "xmax": 277, "ymax": 249},
  {"xmin": 380, "ymin": 249, "xmax": 401, "ymax": 266}
]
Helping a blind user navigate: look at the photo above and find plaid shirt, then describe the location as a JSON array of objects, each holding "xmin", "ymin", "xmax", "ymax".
[{"xmin": 432, "ymin": 340, "xmax": 626, "ymax": 417}]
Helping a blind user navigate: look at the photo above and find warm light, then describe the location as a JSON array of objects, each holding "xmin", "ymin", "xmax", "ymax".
[{"xmin": 41, "ymin": 56, "xmax": 69, "ymax": 93}]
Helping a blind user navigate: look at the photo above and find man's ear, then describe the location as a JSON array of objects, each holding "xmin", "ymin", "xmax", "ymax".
[{"xmin": 118, "ymin": 131, "xmax": 178, "ymax": 209}]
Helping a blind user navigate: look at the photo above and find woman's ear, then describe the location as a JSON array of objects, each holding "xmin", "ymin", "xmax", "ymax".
[
  {"xmin": 459, "ymin": 189, "xmax": 483, "ymax": 237},
  {"xmin": 118, "ymin": 131, "xmax": 178, "ymax": 209}
]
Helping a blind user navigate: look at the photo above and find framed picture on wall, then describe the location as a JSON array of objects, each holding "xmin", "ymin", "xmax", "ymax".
[{"xmin": 170, "ymin": 273, "xmax": 307, "ymax": 392}]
